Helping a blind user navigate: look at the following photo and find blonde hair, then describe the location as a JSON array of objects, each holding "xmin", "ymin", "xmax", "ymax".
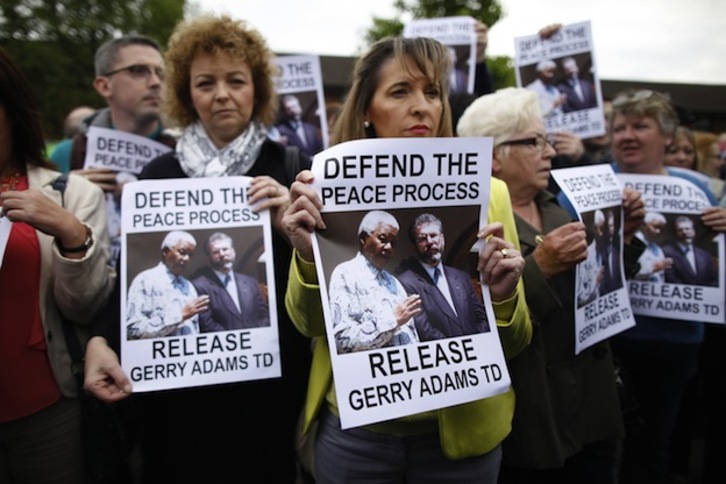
[
  {"xmin": 331, "ymin": 36, "xmax": 452, "ymax": 144},
  {"xmin": 163, "ymin": 14, "xmax": 278, "ymax": 127},
  {"xmin": 694, "ymin": 131, "xmax": 720, "ymax": 175}
]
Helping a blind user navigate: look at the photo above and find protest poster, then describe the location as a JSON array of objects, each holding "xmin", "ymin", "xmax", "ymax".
[
  {"xmin": 403, "ymin": 16, "xmax": 477, "ymax": 96},
  {"xmin": 84, "ymin": 127, "xmax": 173, "ymax": 174},
  {"xmin": 551, "ymin": 164, "xmax": 636, "ymax": 354},
  {"xmin": 514, "ymin": 20, "xmax": 605, "ymax": 138},
  {"xmin": 83, "ymin": 126, "xmax": 174, "ymax": 265},
  {"xmin": 309, "ymin": 137, "xmax": 510, "ymax": 429},
  {"xmin": 618, "ymin": 173, "xmax": 725, "ymax": 323},
  {"xmin": 120, "ymin": 177, "xmax": 281, "ymax": 392},
  {"xmin": 272, "ymin": 55, "xmax": 328, "ymax": 157}
]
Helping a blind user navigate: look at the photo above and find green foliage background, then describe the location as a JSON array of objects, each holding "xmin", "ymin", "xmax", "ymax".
[
  {"xmin": 0, "ymin": 0, "xmax": 186, "ymax": 141},
  {"xmin": 0, "ymin": 0, "xmax": 516, "ymax": 143},
  {"xmin": 364, "ymin": 0, "xmax": 515, "ymax": 89}
]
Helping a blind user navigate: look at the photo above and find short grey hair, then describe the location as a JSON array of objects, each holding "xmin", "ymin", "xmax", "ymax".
[
  {"xmin": 644, "ymin": 211, "xmax": 666, "ymax": 225},
  {"xmin": 535, "ymin": 59, "xmax": 556, "ymax": 72},
  {"xmin": 457, "ymin": 87, "xmax": 542, "ymax": 146},
  {"xmin": 161, "ymin": 230, "xmax": 196, "ymax": 251},
  {"xmin": 358, "ymin": 211, "xmax": 399, "ymax": 237}
]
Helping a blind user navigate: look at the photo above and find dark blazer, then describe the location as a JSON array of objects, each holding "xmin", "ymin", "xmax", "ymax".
[
  {"xmin": 138, "ymin": 140, "xmax": 313, "ymax": 482},
  {"xmin": 557, "ymin": 77, "xmax": 597, "ymax": 112},
  {"xmin": 275, "ymin": 120, "xmax": 324, "ymax": 158},
  {"xmin": 663, "ymin": 243, "xmax": 718, "ymax": 286},
  {"xmin": 192, "ymin": 267, "xmax": 270, "ymax": 332},
  {"xmin": 397, "ymin": 259, "xmax": 489, "ymax": 341}
]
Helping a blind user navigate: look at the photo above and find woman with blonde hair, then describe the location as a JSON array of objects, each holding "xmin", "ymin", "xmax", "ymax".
[{"xmin": 282, "ymin": 36, "xmax": 531, "ymax": 483}]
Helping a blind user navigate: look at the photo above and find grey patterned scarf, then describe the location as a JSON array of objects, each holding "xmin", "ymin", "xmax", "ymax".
[{"xmin": 176, "ymin": 120, "xmax": 267, "ymax": 177}]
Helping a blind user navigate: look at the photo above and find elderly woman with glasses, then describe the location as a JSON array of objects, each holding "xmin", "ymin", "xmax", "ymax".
[
  {"xmin": 457, "ymin": 87, "xmax": 645, "ymax": 484},
  {"xmin": 601, "ymin": 89, "xmax": 726, "ymax": 484}
]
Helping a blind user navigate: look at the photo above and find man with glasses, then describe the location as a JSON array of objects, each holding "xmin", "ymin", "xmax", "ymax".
[
  {"xmin": 397, "ymin": 213, "xmax": 491, "ymax": 341},
  {"xmin": 51, "ymin": 34, "xmax": 176, "ymax": 266},
  {"xmin": 51, "ymin": 34, "xmax": 175, "ymax": 177}
]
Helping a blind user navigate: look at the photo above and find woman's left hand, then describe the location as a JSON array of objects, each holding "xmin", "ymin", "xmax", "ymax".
[
  {"xmin": 476, "ymin": 222, "xmax": 524, "ymax": 302},
  {"xmin": 1, "ymin": 188, "xmax": 87, "ymax": 256},
  {"xmin": 702, "ymin": 206, "xmax": 726, "ymax": 233},
  {"xmin": 248, "ymin": 176, "xmax": 291, "ymax": 234},
  {"xmin": 622, "ymin": 187, "xmax": 645, "ymax": 243}
]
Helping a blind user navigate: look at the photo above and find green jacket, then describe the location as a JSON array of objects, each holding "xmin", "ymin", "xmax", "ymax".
[{"xmin": 285, "ymin": 177, "xmax": 532, "ymax": 459}]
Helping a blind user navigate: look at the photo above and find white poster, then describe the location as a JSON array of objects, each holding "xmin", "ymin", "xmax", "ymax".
[
  {"xmin": 84, "ymin": 126, "xmax": 172, "ymax": 174},
  {"xmin": 619, "ymin": 174, "xmax": 725, "ymax": 323},
  {"xmin": 551, "ymin": 164, "xmax": 636, "ymax": 354},
  {"xmin": 272, "ymin": 55, "xmax": 328, "ymax": 157},
  {"xmin": 403, "ymin": 16, "xmax": 478, "ymax": 96},
  {"xmin": 514, "ymin": 21, "xmax": 605, "ymax": 138},
  {"xmin": 120, "ymin": 177, "xmax": 281, "ymax": 392},
  {"xmin": 84, "ymin": 126, "xmax": 173, "ymax": 266},
  {"xmin": 310, "ymin": 137, "xmax": 510, "ymax": 429}
]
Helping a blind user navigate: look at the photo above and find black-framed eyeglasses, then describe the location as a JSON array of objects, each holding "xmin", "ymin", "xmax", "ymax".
[
  {"xmin": 612, "ymin": 89, "xmax": 655, "ymax": 107},
  {"xmin": 102, "ymin": 64, "xmax": 164, "ymax": 81},
  {"xmin": 497, "ymin": 133, "xmax": 555, "ymax": 152}
]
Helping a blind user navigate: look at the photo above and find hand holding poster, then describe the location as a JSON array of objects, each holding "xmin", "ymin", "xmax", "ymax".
[
  {"xmin": 309, "ymin": 137, "xmax": 511, "ymax": 429},
  {"xmin": 514, "ymin": 21, "xmax": 605, "ymax": 138},
  {"xmin": 83, "ymin": 126, "xmax": 174, "ymax": 265},
  {"xmin": 618, "ymin": 174, "xmax": 725, "ymax": 323},
  {"xmin": 120, "ymin": 177, "xmax": 281, "ymax": 392},
  {"xmin": 403, "ymin": 16, "xmax": 477, "ymax": 96},
  {"xmin": 551, "ymin": 164, "xmax": 636, "ymax": 354}
]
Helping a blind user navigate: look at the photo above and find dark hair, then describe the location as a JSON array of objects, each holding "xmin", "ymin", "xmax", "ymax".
[{"xmin": 0, "ymin": 48, "xmax": 51, "ymax": 169}]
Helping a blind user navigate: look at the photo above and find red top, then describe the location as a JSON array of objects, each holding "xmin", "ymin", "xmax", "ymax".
[{"xmin": 0, "ymin": 175, "xmax": 61, "ymax": 422}]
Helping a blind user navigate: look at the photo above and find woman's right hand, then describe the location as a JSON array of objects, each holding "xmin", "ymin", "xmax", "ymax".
[
  {"xmin": 532, "ymin": 221, "xmax": 588, "ymax": 278},
  {"xmin": 83, "ymin": 336, "xmax": 132, "ymax": 403},
  {"xmin": 281, "ymin": 170, "xmax": 326, "ymax": 262}
]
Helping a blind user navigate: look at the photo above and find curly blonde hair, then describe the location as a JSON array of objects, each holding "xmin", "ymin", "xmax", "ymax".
[{"xmin": 163, "ymin": 14, "xmax": 278, "ymax": 127}]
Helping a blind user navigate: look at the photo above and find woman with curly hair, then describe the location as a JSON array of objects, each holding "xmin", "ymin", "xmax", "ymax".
[{"xmin": 83, "ymin": 15, "xmax": 312, "ymax": 482}]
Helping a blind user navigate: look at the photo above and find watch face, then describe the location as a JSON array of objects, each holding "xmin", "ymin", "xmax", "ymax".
[{"xmin": 58, "ymin": 227, "xmax": 93, "ymax": 253}]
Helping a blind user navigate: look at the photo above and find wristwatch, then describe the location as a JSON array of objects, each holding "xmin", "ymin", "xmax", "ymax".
[{"xmin": 57, "ymin": 226, "xmax": 93, "ymax": 254}]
